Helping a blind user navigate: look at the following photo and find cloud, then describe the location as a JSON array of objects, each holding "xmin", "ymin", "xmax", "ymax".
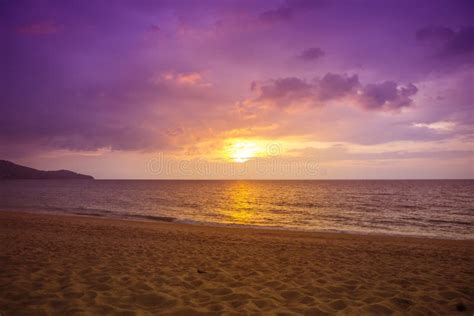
[
  {"xmin": 258, "ymin": 0, "xmax": 326, "ymax": 24},
  {"xmin": 259, "ymin": 5, "xmax": 293, "ymax": 23},
  {"xmin": 412, "ymin": 121, "xmax": 456, "ymax": 132},
  {"xmin": 153, "ymin": 71, "xmax": 211, "ymax": 87},
  {"xmin": 286, "ymin": 0, "xmax": 327, "ymax": 10},
  {"xmin": 247, "ymin": 73, "xmax": 417, "ymax": 112},
  {"xmin": 251, "ymin": 77, "xmax": 311, "ymax": 107},
  {"xmin": 166, "ymin": 72, "xmax": 201, "ymax": 85},
  {"xmin": 416, "ymin": 26, "xmax": 455, "ymax": 42},
  {"xmin": 298, "ymin": 47, "xmax": 325, "ymax": 61},
  {"xmin": 294, "ymin": 144, "xmax": 474, "ymax": 162},
  {"xmin": 357, "ymin": 81, "xmax": 418, "ymax": 111},
  {"xmin": 16, "ymin": 21, "xmax": 60, "ymax": 35},
  {"xmin": 316, "ymin": 73, "xmax": 359, "ymax": 100},
  {"xmin": 416, "ymin": 25, "xmax": 474, "ymax": 63},
  {"xmin": 441, "ymin": 26, "xmax": 474, "ymax": 58}
]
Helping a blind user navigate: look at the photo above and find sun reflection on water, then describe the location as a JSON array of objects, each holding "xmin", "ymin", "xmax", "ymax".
[{"xmin": 220, "ymin": 182, "xmax": 261, "ymax": 224}]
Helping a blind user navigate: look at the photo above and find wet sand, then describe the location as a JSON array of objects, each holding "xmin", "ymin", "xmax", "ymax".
[{"xmin": 0, "ymin": 211, "xmax": 473, "ymax": 315}]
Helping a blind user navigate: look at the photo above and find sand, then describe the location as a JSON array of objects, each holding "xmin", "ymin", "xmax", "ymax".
[{"xmin": 0, "ymin": 211, "xmax": 473, "ymax": 315}]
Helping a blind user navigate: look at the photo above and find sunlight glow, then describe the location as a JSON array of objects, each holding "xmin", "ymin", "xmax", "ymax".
[{"xmin": 228, "ymin": 141, "xmax": 263, "ymax": 163}]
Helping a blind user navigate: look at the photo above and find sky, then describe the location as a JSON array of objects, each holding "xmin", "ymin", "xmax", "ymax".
[{"xmin": 1, "ymin": 0, "xmax": 473, "ymax": 179}]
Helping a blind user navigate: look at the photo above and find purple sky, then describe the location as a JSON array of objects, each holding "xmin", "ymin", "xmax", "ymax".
[{"xmin": 1, "ymin": 0, "xmax": 473, "ymax": 179}]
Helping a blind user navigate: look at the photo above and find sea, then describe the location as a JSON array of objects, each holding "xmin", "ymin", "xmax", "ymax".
[{"xmin": 1, "ymin": 180, "xmax": 473, "ymax": 239}]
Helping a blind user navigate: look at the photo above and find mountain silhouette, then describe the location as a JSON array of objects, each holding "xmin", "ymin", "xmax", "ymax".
[{"xmin": 0, "ymin": 160, "xmax": 94, "ymax": 180}]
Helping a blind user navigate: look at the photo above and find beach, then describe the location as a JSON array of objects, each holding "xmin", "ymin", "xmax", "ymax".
[{"xmin": 0, "ymin": 211, "xmax": 473, "ymax": 315}]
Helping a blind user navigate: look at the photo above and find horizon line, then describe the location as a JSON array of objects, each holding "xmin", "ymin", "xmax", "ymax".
[{"xmin": 80, "ymin": 178, "xmax": 474, "ymax": 181}]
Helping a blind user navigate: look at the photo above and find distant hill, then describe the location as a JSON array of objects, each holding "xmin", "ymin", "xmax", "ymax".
[{"xmin": 0, "ymin": 160, "xmax": 94, "ymax": 180}]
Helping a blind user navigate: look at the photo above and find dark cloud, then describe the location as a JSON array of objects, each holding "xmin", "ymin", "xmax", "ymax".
[
  {"xmin": 441, "ymin": 26, "xmax": 474, "ymax": 58},
  {"xmin": 316, "ymin": 73, "xmax": 359, "ymax": 100},
  {"xmin": 258, "ymin": 0, "xmax": 326, "ymax": 24},
  {"xmin": 298, "ymin": 47, "xmax": 325, "ymax": 61},
  {"xmin": 286, "ymin": 0, "xmax": 327, "ymax": 10},
  {"xmin": 258, "ymin": 5, "xmax": 293, "ymax": 23},
  {"xmin": 417, "ymin": 25, "xmax": 474, "ymax": 63},
  {"xmin": 416, "ymin": 26, "xmax": 455, "ymax": 42},
  {"xmin": 250, "ymin": 73, "xmax": 417, "ymax": 112},
  {"xmin": 252, "ymin": 77, "xmax": 311, "ymax": 107},
  {"xmin": 357, "ymin": 81, "xmax": 418, "ymax": 111}
]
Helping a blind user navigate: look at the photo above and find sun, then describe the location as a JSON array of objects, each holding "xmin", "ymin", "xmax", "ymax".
[{"xmin": 228, "ymin": 141, "xmax": 262, "ymax": 163}]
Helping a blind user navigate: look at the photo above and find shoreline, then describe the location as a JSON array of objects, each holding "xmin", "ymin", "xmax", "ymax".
[
  {"xmin": 1, "ymin": 208, "xmax": 472, "ymax": 242},
  {"xmin": 1, "ymin": 210, "xmax": 473, "ymax": 314}
]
